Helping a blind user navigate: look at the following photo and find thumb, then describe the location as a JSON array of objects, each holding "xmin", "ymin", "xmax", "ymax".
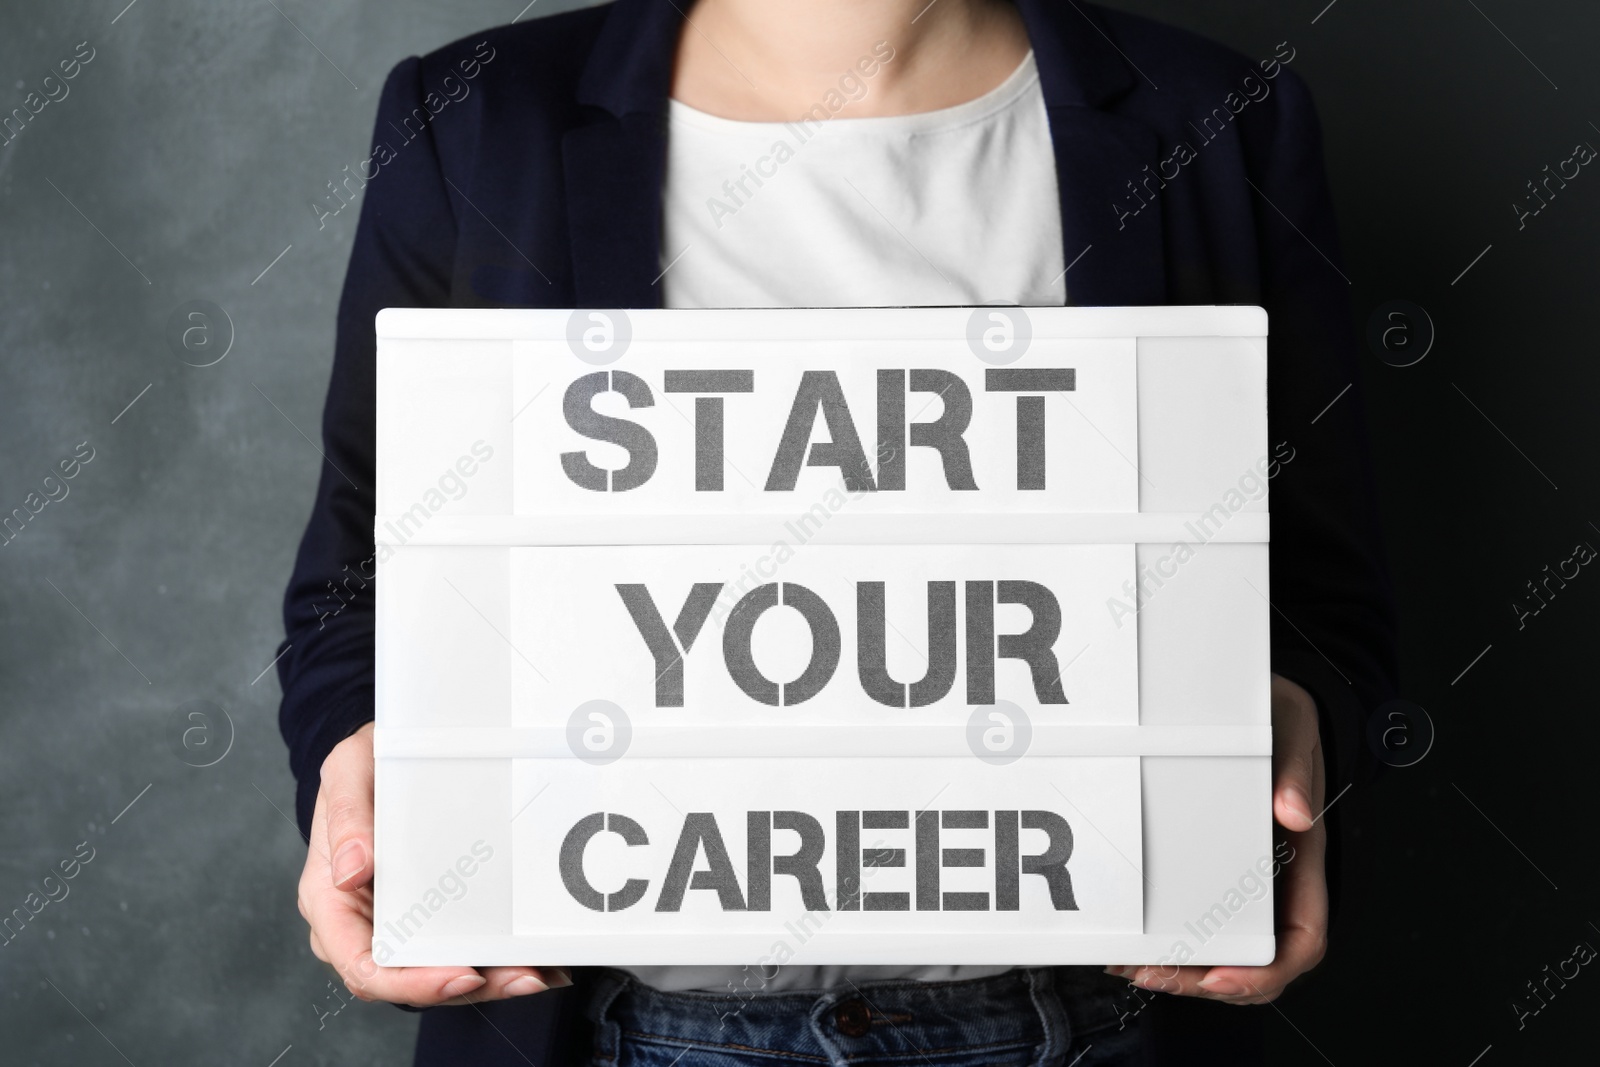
[
  {"xmin": 322, "ymin": 723, "xmax": 375, "ymax": 892},
  {"xmin": 1270, "ymin": 675, "xmax": 1319, "ymax": 833}
]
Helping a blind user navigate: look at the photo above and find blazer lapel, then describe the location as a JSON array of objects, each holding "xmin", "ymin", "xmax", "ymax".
[
  {"xmin": 1045, "ymin": 106, "xmax": 1167, "ymax": 306},
  {"xmin": 1017, "ymin": 0, "xmax": 1167, "ymax": 306},
  {"xmin": 564, "ymin": 0, "xmax": 685, "ymax": 308},
  {"xmin": 563, "ymin": 113, "xmax": 670, "ymax": 307}
]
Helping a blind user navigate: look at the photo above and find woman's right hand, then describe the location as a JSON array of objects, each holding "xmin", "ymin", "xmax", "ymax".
[{"xmin": 296, "ymin": 721, "xmax": 570, "ymax": 1006}]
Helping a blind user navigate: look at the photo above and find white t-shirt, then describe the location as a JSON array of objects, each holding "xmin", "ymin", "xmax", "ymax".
[
  {"xmin": 659, "ymin": 51, "xmax": 1066, "ymax": 309},
  {"xmin": 634, "ymin": 52, "xmax": 1064, "ymax": 994}
]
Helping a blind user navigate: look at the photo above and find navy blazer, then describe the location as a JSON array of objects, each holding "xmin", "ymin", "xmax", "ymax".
[{"xmin": 277, "ymin": 1, "xmax": 1398, "ymax": 1062}]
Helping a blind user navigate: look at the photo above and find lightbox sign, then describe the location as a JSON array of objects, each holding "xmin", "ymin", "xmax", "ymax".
[{"xmin": 373, "ymin": 306, "xmax": 1273, "ymax": 967}]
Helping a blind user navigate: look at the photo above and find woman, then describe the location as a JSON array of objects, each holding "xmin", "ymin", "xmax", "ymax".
[{"xmin": 279, "ymin": 1, "xmax": 1397, "ymax": 1064}]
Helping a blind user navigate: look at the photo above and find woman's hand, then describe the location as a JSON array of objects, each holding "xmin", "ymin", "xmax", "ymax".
[
  {"xmin": 1105, "ymin": 674, "xmax": 1328, "ymax": 1004},
  {"xmin": 296, "ymin": 721, "xmax": 571, "ymax": 1006}
]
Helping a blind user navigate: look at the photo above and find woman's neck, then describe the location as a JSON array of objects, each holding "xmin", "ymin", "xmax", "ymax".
[{"xmin": 671, "ymin": 0, "xmax": 1031, "ymax": 121}]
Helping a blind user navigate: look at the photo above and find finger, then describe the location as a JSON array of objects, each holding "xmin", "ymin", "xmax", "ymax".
[
  {"xmin": 1109, "ymin": 684, "xmax": 1330, "ymax": 1005},
  {"xmin": 1311, "ymin": 721, "xmax": 1326, "ymax": 813},
  {"xmin": 1273, "ymin": 741, "xmax": 1321, "ymax": 832},
  {"xmin": 1197, "ymin": 823, "xmax": 1328, "ymax": 1003},
  {"xmin": 301, "ymin": 778, "xmax": 486, "ymax": 1007},
  {"xmin": 1114, "ymin": 964, "xmax": 1212, "ymax": 997},
  {"xmin": 307, "ymin": 878, "xmax": 485, "ymax": 1006},
  {"xmin": 1112, "ymin": 959, "xmax": 1286, "ymax": 1004},
  {"xmin": 301, "ymin": 798, "xmax": 333, "ymax": 966},
  {"xmin": 1271, "ymin": 679, "xmax": 1320, "ymax": 832},
  {"xmin": 322, "ymin": 725, "xmax": 375, "ymax": 891},
  {"xmin": 1277, "ymin": 818, "xmax": 1330, "ymax": 975},
  {"xmin": 436, "ymin": 966, "xmax": 576, "ymax": 1005}
]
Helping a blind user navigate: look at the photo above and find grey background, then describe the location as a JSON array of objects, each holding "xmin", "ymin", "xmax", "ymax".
[{"xmin": 1, "ymin": 1, "xmax": 1595, "ymax": 1064}]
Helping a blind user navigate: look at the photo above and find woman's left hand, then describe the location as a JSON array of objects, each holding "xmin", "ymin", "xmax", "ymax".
[{"xmin": 1104, "ymin": 674, "xmax": 1328, "ymax": 1004}]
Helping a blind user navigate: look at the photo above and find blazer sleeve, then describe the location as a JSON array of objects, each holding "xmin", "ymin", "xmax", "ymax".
[
  {"xmin": 276, "ymin": 57, "xmax": 458, "ymax": 837},
  {"xmin": 1254, "ymin": 70, "xmax": 1400, "ymax": 805}
]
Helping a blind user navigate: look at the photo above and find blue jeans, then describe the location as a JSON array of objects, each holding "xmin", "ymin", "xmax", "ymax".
[{"xmin": 585, "ymin": 968, "xmax": 1149, "ymax": 1067}]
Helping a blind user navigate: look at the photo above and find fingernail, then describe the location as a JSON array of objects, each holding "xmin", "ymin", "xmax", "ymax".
[
  {"xmin": 1132, "ymin": 971, "xmax": 1168, "ymax": 992},
  {"xmin": 1103, "ymin": 966, "xmax": 1131, "ymax": 979},
  {"xmin": 332, "ymin": 840, "xmax": 366, "ymax": 887},
  {"xmin": 441, "ymin": 974, "xmax": 486, "ymax": 998},
  {"xmin": 506, "ymin": 975, "xmax": 549, "ymax": 996},
  {"xmin": 1286, "ymin": 787, "xmax": 1313, "ymax": 825},
  {"xmin": 1200, "ymin": 976, "xmax": 1246, "ymax": 996},
  {"xmin": 546, "ymin": 968, "xmax": 575, "ymax": 988}
]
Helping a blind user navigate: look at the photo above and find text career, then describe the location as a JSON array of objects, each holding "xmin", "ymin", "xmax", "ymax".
[
  {"xmin": 559, "ymin": 367, "xmax": 1077, "ymax": 492},
  {"xmin": 560, "ymin": 809, "xmax": 1079, "ymax": 914}
]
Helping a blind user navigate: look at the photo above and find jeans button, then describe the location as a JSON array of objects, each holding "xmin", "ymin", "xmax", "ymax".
[{"xmin": 833, "ymin": 998, "xmax": 871, "ymax": 1038}]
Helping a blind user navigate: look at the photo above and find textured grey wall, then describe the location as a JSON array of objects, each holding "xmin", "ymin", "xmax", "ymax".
[
  {"xmin": 3, "ymin": 0, "xmax": 1598, "ymax": 1065},
  {"xmin": 0, "ymin": 2, "xmax": 593, "ymax": 1064}
]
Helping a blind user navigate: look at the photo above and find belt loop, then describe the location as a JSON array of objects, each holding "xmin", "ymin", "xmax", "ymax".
[
  {"xmin": 584, "ymin": 968, "xmax": 633, "ymax": 1065},
  {"xmin": 1025, "ymin": 967, "xmax": 1074, "ymax": 1067}
]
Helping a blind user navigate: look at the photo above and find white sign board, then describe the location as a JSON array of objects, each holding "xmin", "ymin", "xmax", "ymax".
[{"xmin": 373, "ymin": 307, "xmax": 1275, "ymax": 969}]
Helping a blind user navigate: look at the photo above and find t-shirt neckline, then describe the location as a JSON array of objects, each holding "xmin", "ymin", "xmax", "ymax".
[{"xmin": 667, "ymin": 50, "xmax": 1040, "ymax": 138}]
